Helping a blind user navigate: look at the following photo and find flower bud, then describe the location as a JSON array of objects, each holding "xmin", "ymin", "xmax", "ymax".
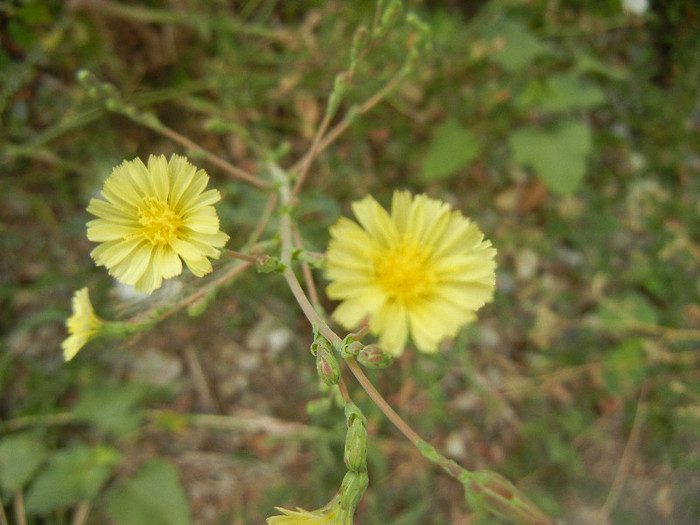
[
  {"xmin": 339, "ymin": 470, "xmax": 369, "ymax": 514},
  {"xmin": 341, "ymin": 341, "xmax": 364, "ymax": 358},
  {"xmin": 316, "ymin": 343, "xmax": 341, "ymax": 386},
  {"xmin": 256, "ymin": 254, "xmax": 284, "ymax": 273},
  {"xmin": 357, "ymin": 344, "xmax": 394, "ymax": 368}
]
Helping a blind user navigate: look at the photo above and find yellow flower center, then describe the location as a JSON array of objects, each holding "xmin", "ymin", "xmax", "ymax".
[
  {"xmin": 374, "ymin": 242, "xmax": 434, "ymax": 303},
  {"xmin": 138, "ymin": 196, "xmax": 181, "ymax": 246}
]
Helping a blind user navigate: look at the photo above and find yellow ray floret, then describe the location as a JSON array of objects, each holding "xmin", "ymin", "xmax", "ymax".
[
  {"xmin": 325, "ymin": 190, "xmax": 496, "ymax": 355},
  {"xmin": 62, "ymin": 287, "xmax": 103, "ymax": 361},
  {"xmin": 86, "ymin": 154, "xmax": 229, "ymax": 294}
]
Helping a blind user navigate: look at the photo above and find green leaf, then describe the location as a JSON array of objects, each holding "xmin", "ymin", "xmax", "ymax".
[
  {"xmin": 516, "ymin": 74, "xmax": 608, "ymax": 113},
  {"xmin": 0, "ymin": 433, "xmax": 48, "ymax": 494},
  {"xmin": 602, "ymin": 339, "xmax": 648, "ymax": 394},
  {"xmin": 24, "ymin": 443, "xmax": 121, "ymax": 513},
  {"xmin": 509, "ymin": 120, "xmax": 592, "ymax": 196},
  {"xmin": 596, "ymin": 292, "xmax": 660, "ymax": 331},
  {"xmin": 420, "ymin": 119, "xmax": 479, "ymax": 182},
  {"xmin": 485, "ymin": 19, "xmax": 552, "ymax": 72},
  {"xmin": 106, "ymin": 459, "xmax": 192, "ymax": 525},
  {"xmin": 72, "ymin": 382, "xmax": 146, "ymax": 436},
  {"xmin": 573, "ymin": 52, "xmax": 628, "ymax": 80},
  {"xmin": 16, "ymin": 4, "xmax": 53, "ymax": 25}
]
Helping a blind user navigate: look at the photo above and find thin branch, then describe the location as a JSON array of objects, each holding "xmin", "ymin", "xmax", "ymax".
[
  {"xmin": 288, "ymin": 72, "xmax": 404, "ymax": 176},
  {"xmin": 226, "ymin": 250, "xmax": 259, "ymax": 264},
  {"xmin": 148, "ymin": 409, "xmax": 325, "ymax": 439},
  {"xmin": 248, "ymin": 193, "xmax": 278, "ymax": 247},
  {"xmin": 0, "ymin": 494, "xmax": 9, "ymax": 525},
  {"xmin": 71, "ymin": 502, "xmax": 91, "ymax": 525},
  {"xmin": 13, "ymin": 493, "xmax": 26, "ymax": 525},
  {"xmin": 599, "ymin": 383, "xmax": 649, "ymax": 520},
  {"xmin": 292, "ymin": 223, "xmax": 320, "ymax": 307},
  {"xmin": 345, "ymin": 358, "xmax": 424, "ymax": 447},
  {"xmin": 291, "ymin": 110, "xmax": 334, "ymax": 200},
  {"xmin": 158, "ymin": 126, "xmax": 269, "ymax": 189},
  {"xmin": 136, "ymin": 260, "xmax": 253, "ymax": 325}
]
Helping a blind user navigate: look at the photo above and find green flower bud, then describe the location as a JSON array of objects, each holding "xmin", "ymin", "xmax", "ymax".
[
  {"xmin": 350, "ymin": 26, "xmax": 368, "ymax": 68},
  {"xmin": 339, "ymin": 470, "xmax": 369, "ymax": 514},
  {"xmin": 375, "ymin": 0, "xmax": 403, "ymax": 38},
  {"xmin": 256, "ymin": 254, "xmax": 285, "ymax": 273},
  {"xmin": 316, "ymin": 343, "xmax": 341, "ymax": 386},
  {"xmin": 344, "ymin": 416, "xmax": 368, "ymax": 472},
  {"xmin": 357, "ymin": 344, "xmax": 394, "ymax": 368},
  {"xmin": 343, "ymin": 341, "xmax": 364, "ymax": 358},
  {"xmin": 327, "ymin": 72, "xmax": 349, "ymax": 118}
]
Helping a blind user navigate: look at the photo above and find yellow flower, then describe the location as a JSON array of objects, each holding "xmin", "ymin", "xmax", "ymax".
[
  {"xmin": 87, "ymin": 154, "xmax": 229, "ymax": 294},
  {"xmin": 267, "ymin": 499, "xmax": 343, "ymax": 524},
  {"xmin": 325, "ymin": 190, "xmax": 496, "ymax": 355},
  {"xmin": 62, "ymin": 287, "xmax": 103, "ymax": 361}
]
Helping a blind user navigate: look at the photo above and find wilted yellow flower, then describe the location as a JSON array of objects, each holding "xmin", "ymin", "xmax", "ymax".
[
  {"xmin": 267, "ymin": 497, "xmax": 343, "ymax": 524},
  {"xmin": 62, "ymin": 287, "xmax": 103, "ymax": 361},
  {"xmin": 87, "ymin": 154, "xmax": 229, "ymax": 294},
  {"xmin": 325, "ymin": 190, "xmax": 496, "ymax": 355}
]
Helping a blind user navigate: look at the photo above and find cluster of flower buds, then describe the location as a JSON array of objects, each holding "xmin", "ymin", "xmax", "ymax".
[
  {"xmin": 337, "ymin": 334, "xmax": 394, "ymax": 369},
  {"xmin": 339, "ymin": 403, "xmax": 369, "ymax": 518}
]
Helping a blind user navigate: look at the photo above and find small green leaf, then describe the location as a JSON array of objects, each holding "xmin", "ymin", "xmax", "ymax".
[
  {"xmin": 16, "ymin": 4, "xmax": 52, "ymax": 25},
  {"xmin": 0, "ymin": 433, "xmax": 48, "ymax": 494},
  {"xmin": 602, "ymin": 339, "xmax": 648, "ymax": 394},
  {"xmin": 485, "ymin": 19, "xmax": 552, "ymax": 71},
  {"xmin": 574, "ymin": 52, "xmax": 628, "ymax": 80},
  {"xmin": 25, "ymin": 443, "xmax": 121, "ymax": 513},
  {"xmin": 516, "ymin": 74, "xmax": 607, "ymax": 113},
  {"xmin": 72, "ymin": 382, "xmax": 146, "ymax": 436},
  {"xmin": 539, "ymin": 74, "xmax": 607, "ymax": 113},
  {"xmin": 421, "ymin": 119, "xmax": 479, "ymax": 182},
  {"xmin": 509, "ymin": 120, "xmax": 592, "ymax": 196},
  {"xmin": 106, "ymin": 459, "xmax": 192, "ymax": 525},
  {"xmin": 596, "ymin": 292, "xmax": 660, "ymax": 331}
]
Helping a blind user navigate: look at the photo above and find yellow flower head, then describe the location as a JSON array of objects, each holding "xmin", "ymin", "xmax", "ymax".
[
  {"xmin": 325, "ymin": 190, "xmax": 496, "ymax": 355},
  {"xmin": 62, "ymin": 287, "xmax": 103, "ymax": 361},
  {"xmin": 87, "ymin": 154, "xmax": 229, "ymax": 294}
]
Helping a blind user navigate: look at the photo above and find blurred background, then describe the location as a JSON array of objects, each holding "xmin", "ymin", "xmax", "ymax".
[{"xmin": 1, "ymin": 0, "xmax": 699, "ymax": 523}]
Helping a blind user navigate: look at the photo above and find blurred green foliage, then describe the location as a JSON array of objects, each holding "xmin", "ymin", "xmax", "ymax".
[{"xmin": 2, "ymin": 0, "xmax": 700, "ymax": 523}]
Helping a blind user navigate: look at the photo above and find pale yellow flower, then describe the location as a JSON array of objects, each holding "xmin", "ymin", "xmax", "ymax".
[
  {"xmin": 62, "ymin": 287, "xmax": 103, "ymax": 361},
  {"xmin": 325, "ymin": 190, "xmax": 496, "ymax": 355},
  {"xmin": 87, "ymin": 154, "xmax": 229, "ymax": 294}
]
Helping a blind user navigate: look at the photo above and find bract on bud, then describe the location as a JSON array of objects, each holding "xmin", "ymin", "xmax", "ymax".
[{"xmin": 357, "ymin": 344, "xmax": 394, "ymax": 368}]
